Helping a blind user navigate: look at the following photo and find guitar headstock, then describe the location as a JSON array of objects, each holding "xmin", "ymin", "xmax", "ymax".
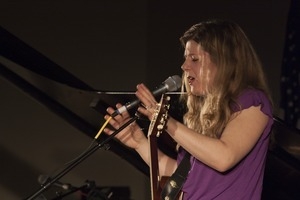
[{"xmin": 148, "ymin": 94, "xmax": 171, "ymax": 138}]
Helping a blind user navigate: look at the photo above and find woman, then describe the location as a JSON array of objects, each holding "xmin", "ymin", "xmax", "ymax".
[{"xmin": 104, "ymin": 19, "xmax": 273, "ymax": 199}]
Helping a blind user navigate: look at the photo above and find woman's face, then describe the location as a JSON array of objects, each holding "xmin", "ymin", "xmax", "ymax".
[{"xmin": 181, "ymin": 40, "xmax": 217, "ymax": 96}]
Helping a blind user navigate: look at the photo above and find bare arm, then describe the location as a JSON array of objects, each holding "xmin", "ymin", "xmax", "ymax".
[{"xmin": 165, "ymin": 105, "xmax": 269, "ymax": 172}]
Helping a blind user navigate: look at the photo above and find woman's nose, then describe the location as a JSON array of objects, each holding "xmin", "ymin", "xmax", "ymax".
[{"xmin": 181, "ymin": 63, "xmax": 189, "ymax": 71}]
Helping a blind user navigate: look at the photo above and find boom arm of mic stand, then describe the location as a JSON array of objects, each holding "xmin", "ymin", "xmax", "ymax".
[{"xmin": 24, "ymin": 113, "xmax": 141, "ymax": 200}]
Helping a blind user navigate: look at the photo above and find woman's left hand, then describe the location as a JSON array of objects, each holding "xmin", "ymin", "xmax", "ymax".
[{"xmin": 135, "ymin": 83, "xmax": 158, "ymax": 120}]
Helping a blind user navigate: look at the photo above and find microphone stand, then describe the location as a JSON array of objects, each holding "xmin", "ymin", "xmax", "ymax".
[{"xmin": 24, "ymin": 112, "xmax": 141, "ymax": 200}]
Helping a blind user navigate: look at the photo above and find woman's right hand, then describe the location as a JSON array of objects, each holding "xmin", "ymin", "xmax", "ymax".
[{"xmin": 103, "ymin": 103, "xmax": 148, "ymax": 150}]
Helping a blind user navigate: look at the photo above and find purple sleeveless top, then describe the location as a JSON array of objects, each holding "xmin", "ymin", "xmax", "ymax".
[{"xmin": 178, "ymin": 89, "xmax": 273, "ymax": 200}]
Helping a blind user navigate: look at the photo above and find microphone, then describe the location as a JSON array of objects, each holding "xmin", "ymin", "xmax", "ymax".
[
  {"xmin": 111, "ymin": 75, "xmax": 182, "ymax": 117},
  {"xmin": 38, "ymin": 174, "xmax": 73, "ymax": 190}
]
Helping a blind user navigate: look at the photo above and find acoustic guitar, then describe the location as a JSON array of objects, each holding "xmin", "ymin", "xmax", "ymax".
[{"xmin": 147, "ymin": 94, "xmax": 171, "ymax": 200}]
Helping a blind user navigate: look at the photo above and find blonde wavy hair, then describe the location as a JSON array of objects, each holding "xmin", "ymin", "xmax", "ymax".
[{"xmin": 179, "ymin": 19, "xmax": 272, "ymax": 138}]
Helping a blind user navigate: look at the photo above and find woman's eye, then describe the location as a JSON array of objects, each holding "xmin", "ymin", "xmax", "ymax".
[{"xmin": 191, "ymin": 55, "xmax": 198, "ymax": 61}]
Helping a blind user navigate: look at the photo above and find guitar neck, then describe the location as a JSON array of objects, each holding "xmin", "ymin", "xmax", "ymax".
[
  {"xmin": 149, "ymin": 134, "xmax": 161, "ymax": 200},
  {"xmin": 147, "ymin": 94, "xmax": 170, "ymax": 200}
]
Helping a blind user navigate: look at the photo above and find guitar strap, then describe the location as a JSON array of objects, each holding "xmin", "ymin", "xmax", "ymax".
[{"xmin": 161, "ymin": 152, "xmax": 191, "ymax": 200}]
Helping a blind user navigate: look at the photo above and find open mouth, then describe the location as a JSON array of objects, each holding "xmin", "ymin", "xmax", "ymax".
[{"xmin": 187, "ymin": 76, "xmax": 195, "ymax": 84}]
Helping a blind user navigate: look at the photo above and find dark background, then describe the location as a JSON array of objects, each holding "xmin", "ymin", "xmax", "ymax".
[{"xmin": 0, "ymin": 0, "xmax": 292, "ymax": 199}]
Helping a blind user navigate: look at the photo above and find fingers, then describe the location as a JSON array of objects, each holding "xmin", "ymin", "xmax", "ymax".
[
  {"xmin": 134, "ymin": 83, "xmax": 160, "ymax": 121},
  {"xmin": 104, "ymin": 83, "xmax": 157, "ymax": 134},
  {"xmin": 136, "ymin": 83, "xmax": 157, "ymax": 108},
  {"xmin": 104, "ymin": 103, "xmax": 129, "ymax": 134}
]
